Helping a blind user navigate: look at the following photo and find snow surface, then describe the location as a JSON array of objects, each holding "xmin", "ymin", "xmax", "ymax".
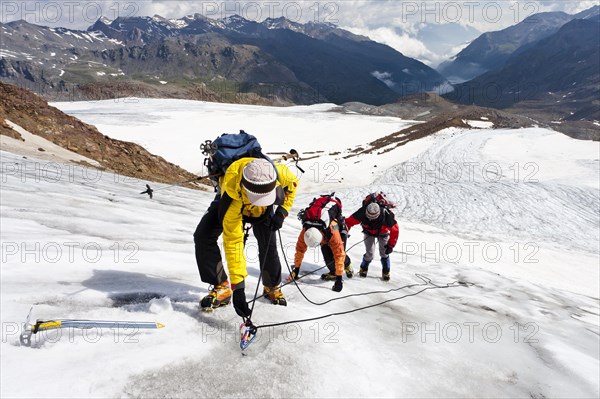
[
  {"xmin": 2, "ymin": 100, "xmax": 599, "ymax": 398},
  {"xmin": 0, "ymin": 120, "xmax": 100, "ymax": 166},
  {"xmin": 0, "ymin": 49, "xmax": 19, "ymax": 58},
  {"xmin": 52, "ymin": 99, "xmax": 417, "ymax": 190},
  {"xmin": 464, "ymin": 119, "xmax": 494, "ymax": 129}
]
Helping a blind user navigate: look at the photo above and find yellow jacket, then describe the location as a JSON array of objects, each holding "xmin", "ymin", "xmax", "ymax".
[{"xmin": 220, "ymin": 157, "xmax": 299, "ymax": 285}]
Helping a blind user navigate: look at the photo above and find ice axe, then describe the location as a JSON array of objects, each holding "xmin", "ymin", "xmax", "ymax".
[
  {"xmin": 19, "ymin": 307, "xmax": 165, "ymax": 347},
  {"xmin": 285, "ymin": 149, "xmax": 305, "ymax": 173}
]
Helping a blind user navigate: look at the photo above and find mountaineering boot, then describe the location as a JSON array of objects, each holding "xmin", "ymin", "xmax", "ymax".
[
  {"xmin": 344, "ymin": 263, "xmax": 354, "ymax": 278},
  {"xmin": 359, "ymin": 259, "xmax": 371, "ymax": 278},
  {"xmin": 200, "ymin": 281, "xmax": 232, "ymax": 311},
  {"xmin": 332, "ymin": 276, "xmax": 343, "ymax": 292},
  {"xmin": 381, "ymin": 257, "xmax": 391, "ymax": 281},
  {"xmin": 321, "ymin": 272, "xmax": 337, "ymax": 281},
  {"xmin": 287, "ymin": 267, "xmax": 301, "ymax": 282},
  {"xmin": 263, "ymin": 286, "xmax": 287, "ymax": 306}
]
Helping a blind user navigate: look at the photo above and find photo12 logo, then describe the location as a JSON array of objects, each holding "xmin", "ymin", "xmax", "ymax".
[
  {"xmin": 1, "ymin": 1, "xmax": 140, "ymax": 24},
  {"xmin": 399, "ymin": 1, "xmax": 541, "ymax": 24},
  {"xmin": 402, "ymin": 321, "xmax": 540, "ymax": 344},
  {"xmin": 200, "ymin": 321, "xmax": 340, "ymax": 345},
  {"xmin": 193, "ymin": 1, "xmax": 340, "ymax": 24},
  {"xmin": 1, "ymin": 241, "xmax": 140, "ymax": 265},
  {"xmin": 400, "ymin": 241, "xmax": 540, "ymax": 265},
  {"xmin": 397, "ymin": 161, "xmax": 540, "ymax": 184},
  {"xmin": 0, "ymin": 1, "xmax": 342, "ymax": 25},
  {"xmin": 2, "ymin": 321, "xmax": 142, "ymax": 346},
  {"xmin": 1, "ymin": 160, "xmax": 142, "ymax": 185}
]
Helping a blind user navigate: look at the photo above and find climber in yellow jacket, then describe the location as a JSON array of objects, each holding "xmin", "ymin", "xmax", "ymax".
[{"xmin": 194, "ymin": 157, "xmax": 298, "ymax": 316}]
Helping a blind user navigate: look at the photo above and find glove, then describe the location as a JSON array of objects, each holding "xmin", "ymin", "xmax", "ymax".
[
  {"xmin": 332, "ymin": 276, "xmax": 343, "ymax": 292},
  {"xmin": 384, "ymin": 245, "xmax": 394, "ymax": 255},
  {"xmin": 270, "ymin": 206, "xmax": 287, "ymax": 231},
  {"xmin": 287, "ymin": 267, "xmax": 301, "ymax": 282},
  {"xmin": 232, "ymin": 285, "xmax": 251, "ymax": 318}
]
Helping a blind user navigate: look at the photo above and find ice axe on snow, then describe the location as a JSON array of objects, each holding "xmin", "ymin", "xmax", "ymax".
[
  {"xmin": 19, "ymin": 307, "xmax": 165, "ymax": 347},
  {"xmin": 139, "ymin": 149, "xmax": 303, "ymax": 199}
]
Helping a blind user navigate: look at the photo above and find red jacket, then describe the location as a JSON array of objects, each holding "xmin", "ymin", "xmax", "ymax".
[{"xmin": 346, "ymin": 206, "xmax": 399, "ymax": 248}]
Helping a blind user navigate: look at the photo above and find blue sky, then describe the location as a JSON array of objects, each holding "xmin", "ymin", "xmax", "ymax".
[{"xmin": 1, "ymin": 1, "xmax": 597, "ymax": 64}]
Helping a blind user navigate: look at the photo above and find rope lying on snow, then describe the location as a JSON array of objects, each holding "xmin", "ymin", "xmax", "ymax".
[{"xmin": 249, "ymin": 231, "xmax": 472, "ymax": 330}]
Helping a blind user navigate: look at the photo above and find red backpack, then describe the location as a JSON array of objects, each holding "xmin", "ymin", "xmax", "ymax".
[{"xmin": 298, "ymin": 194, "xmax": 343, "ymax": 228}]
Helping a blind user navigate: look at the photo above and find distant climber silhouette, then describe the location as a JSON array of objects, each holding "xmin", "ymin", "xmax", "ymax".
[{"xmin": 141, "ymin": 184, "xmax": 154, "ymax": 199}]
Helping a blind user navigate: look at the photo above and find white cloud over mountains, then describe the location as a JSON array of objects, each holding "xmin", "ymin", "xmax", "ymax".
[
  {"xmin": 347, "ymin": 26, "xmax": 440, "ymax": 65},
  {"xmin": 371, "ymin": 71, "xmax": 395, "ymax": 88}
]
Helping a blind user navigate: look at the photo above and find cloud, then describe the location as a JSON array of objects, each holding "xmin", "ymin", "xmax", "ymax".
[
  {"xmin": 432, "ymin": 82, "xmax": 455, "ymax": 95},
  {"xmin": 564, "ymin": 0, "xmax": 600, "ymax": 13},
  {"xmin": 371, "ymin": 71, "xmax": 395, "ymax": 88},
  {"xmin": 448, "ymin": 42, "xmax": 471, "ymax": 58},
  {"xmin": 345, "ymin": 26, "xmax": 440, "ymax": 66}
]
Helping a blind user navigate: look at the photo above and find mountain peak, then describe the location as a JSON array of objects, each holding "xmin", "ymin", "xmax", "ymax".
[
  {"xmin": 151, "ymin": 14, "xmax": 168, "ymax": 23},
  {"xmin": 88, "ymin": 16, "xmax": 119, "ymax": 32},
  {"xmin": 7, "ymin": 19, "xmax": 32, "ymax": 28},
  {"xmin": 170, "ymin": 13, "xmax": 207, "ymax": 29},
  {"xmin": 263, "ymin": 16, "xmax": 287, "ymax": 24},
  {"xmin": 182, "ymin": 13, "xmax": 207, "ymax": 22},
  {"xmin": 99, "ymin": 16, "xmax": 113, "ymax": 25},
  {"xmin": 522, "ymin": 11, "xmax": 569, "ymax": 23},
  {"xmin": 439, "ymin": 10, "xmax": 576, "ymax": 81},
  {"xmin": 262, "ymin": 16, "xmax": 304, "ymax": 31},
  {"xmin": 221, "ymin": 14, "xmax": 250, "ymax": 24}
]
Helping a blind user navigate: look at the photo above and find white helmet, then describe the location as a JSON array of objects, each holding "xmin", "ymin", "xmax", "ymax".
[{"xmin": 304, "ymin": 228, "xmax": 323, "ymax": 248}]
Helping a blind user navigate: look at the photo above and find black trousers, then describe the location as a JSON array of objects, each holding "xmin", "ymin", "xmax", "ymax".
[
  {"xmin": 250, "ymin": 218, "xmax": 282, "ymax": 288},
  {"xmin": 194, "ymin": 196, "xmax": 282, "ymax": 288},
  {"xmin": 193, "ymin": 197, "xmax": 229, "ymax": 286},
  {"xmin": 321, "ymin": 232, "xmax": 352, "ymax": 274}
]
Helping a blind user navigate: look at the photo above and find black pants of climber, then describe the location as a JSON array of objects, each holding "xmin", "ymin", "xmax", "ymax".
[
  {"xmin": 194, "ymin": 197, "xmax": 228, "ymax": 286},
  {"xmin": 250, "ymin": 218, "xmax": 282, "ymax": 288},
  {"xmin": 321, "ymin": 232, "xmax": 352, "ymax": 274},
  {"xmin": 194, "ymin": 196, "xmax": 282, "ymax": 288}
]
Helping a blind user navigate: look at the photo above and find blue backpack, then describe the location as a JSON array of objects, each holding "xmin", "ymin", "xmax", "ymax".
[{"xmin": 203, "ymin": 131, "xmax": 272, "ymax": 178}]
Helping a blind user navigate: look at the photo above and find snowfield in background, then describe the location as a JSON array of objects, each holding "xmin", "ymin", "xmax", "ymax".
[
  {"xmin": 2, "ymin": 100, "xmax": 599, "ymax": 398},
  {"xmin": 53, "ymin": 99, "xmax": 416, "ymax": 181},
  {"xmin": 52, "ymin": 99, "xmax": 431, "ymax": 191}
]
